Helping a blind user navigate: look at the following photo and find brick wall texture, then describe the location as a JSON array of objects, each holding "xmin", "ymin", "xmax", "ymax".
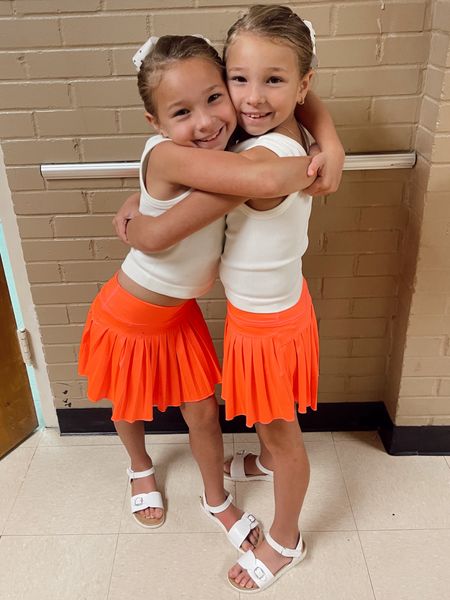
[
  {"xmin": 387, "ymin": 0, "xmax": 450, "ymax": 426},
  {"xmin": 0, "ymin": 0, "xmax": 449, "ymax": 425}
]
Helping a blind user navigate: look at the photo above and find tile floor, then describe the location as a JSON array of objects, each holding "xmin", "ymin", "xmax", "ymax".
[{"xmin": 1, "ymin": 429, "xmax": 450, "ymax": 600}]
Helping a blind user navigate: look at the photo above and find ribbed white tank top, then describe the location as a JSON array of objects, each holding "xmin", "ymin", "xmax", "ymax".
[
  {"xmin": 121, "ymin": 135, "xmax": 225, "ymax": 298},
  {"xmin": 220, "ymin": 133, "xmax": 312, "ymax": 313}
]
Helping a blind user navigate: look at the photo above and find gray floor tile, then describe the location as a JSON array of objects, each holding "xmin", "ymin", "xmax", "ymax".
[
  {"xmin": 0, "ymin": 534, "xmax": 116, "ymax": 600},
  {"xmin": 4, "ymin": 445, "xmax": 128, "ymax": 535},
  {"xmin": 360, "ymin": 530, "xmax": 450, "ymax": 600},
  {"xmin": 108, "ymin": 532, "xmax": 239, "ymax": 600},
  {"xmin": 336, "ymin": 439, "xmax": 450, "ymax": 530}
]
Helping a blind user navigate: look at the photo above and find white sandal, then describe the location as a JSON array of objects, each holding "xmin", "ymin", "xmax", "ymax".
[
  {"xmin": 200, "ymin": 491, "xmax": 261, "ymax": 552},
  {"xmin": 127, "ymin": 467, "xmax": 165, "ymax": 529},
  {"xmin": 224, "ymin": 450, "xmax": 274, "ymax": 482},
  {"xmin": 228, "ymin": 530, "xmax": 307, "ymax": 593}
]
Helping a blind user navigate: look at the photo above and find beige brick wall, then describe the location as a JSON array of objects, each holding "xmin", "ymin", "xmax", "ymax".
[
  {"xmin": 387, "ymin": 0, "xmax": 450, "ymax": 426},
  {"xmin": 0, "ymin": 0, "xmax": 447, "ymax": 424}
]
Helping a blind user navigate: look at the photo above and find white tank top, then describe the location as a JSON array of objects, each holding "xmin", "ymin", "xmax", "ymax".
[
  {"xmin": 121, "ymin": 135, "xmax": 225, "ymax": 298},
  {"xmin": 220, "ymin": 133, "xmax": 312, "ymax": 313}
]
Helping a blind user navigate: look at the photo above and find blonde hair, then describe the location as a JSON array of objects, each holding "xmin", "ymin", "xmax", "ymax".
[
  {"xmin": 137, "ymin": 35, "xmax": 224, "ymax": 116},
  {"xmin": 224, "ymin": 5, "xmax": 314, "ymax": 77}
]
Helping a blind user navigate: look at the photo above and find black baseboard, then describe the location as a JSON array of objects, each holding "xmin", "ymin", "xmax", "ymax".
[
  {"xmin": 57, "ymin": 402, "xmax": 385, "ymax": 435},
  {"xmin": 56, "ymin": 402, "xmax": 450, "ymax": 455},
  {"xmin": 379, "ymin": 423, "xmax": 450, "ymax": 455}
]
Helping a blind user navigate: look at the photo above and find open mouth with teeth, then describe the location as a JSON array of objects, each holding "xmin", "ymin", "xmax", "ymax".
[
  {"xmin": 242, "ymin": 112, "xmax": 271, "ymax": 120},
  {"xmin": 196, "ymin": 127, "xmax": 223, "ymax": 144}
]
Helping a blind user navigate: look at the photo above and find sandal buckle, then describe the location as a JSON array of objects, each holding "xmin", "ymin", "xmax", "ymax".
[
  {"xmin": 247, "ymin": 514, "xmax": 256, "ymax": 523},
  {"xmin": 254, "ymin": 567, "xmax": 266, "ymax": 580},
  {"xmin": 134, "ymin": 497, "xmax": 144, "ymax": 506}
]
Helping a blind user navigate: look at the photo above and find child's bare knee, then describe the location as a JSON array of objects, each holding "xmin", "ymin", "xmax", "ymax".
[
  {"xmin": 182, "ymin": 396, "xmax": 219, "ymax": 432},
  {"xmin": 257, "ymin": 420, "xmax": 303, "ymax": 455}
]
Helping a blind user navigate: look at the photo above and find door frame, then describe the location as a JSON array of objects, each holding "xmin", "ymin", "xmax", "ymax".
[{"xmin": 0, "ymin": 147, "xmax": 56, "ymax": 427}]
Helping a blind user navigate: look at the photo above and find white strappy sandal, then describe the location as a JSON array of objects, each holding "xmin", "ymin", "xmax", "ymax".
[
  {"xmin": 228, "ymin": 530, "xmax": 307, "ymax": 593},
  {"xmin": 200, "ymin": 491, "xmax": 261, "ymax": 552},
  {"xmin": 127, "ymin": 466, "xmax": 165, "ymax": 529},
  {"xmin": 225, "ymin": 450, "xmax": 274, "ymax": 482}
]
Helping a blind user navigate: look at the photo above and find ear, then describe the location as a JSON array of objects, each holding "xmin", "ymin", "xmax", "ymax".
[
  {"xmin": 297, "ymin": 70, "xmax": 314, "ymax": 105},
  {"xmin": 145, "ymin": 111, "xmax": 166, "ymax": 136}
]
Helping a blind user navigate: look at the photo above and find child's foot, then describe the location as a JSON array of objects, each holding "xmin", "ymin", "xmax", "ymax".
[
  {"xmin": 214, "ymin": 499, "xmax": 260, "ymax": 551},
  {"xmin": 202, "ymin": 491, "xmax": 261, "ymax": 551},
  {"xmin": 228, "ymin": 535, "xmax": 297, "ymax": 590},
  {"xmin": 224, "ymin": 451, "xmax": 273, "ymax": 481},
  {"xmin": 130, "ymin": 466, "xmax": 164, "ymax": 522}
]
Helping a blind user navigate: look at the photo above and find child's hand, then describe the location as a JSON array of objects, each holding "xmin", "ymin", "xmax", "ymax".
[
  {"xmin": 112, "ymin": 192, "xmax": 140, "ymax": 243},
  {"xmin": 308, "ymin": 142, "xmax": 321, "ymax": 158},
  {"xmin": 304, "ymin": 144, "xmax": 345, "ymax": 197},
  {"xmin": 126, "ymin": 214, "xmax": 162, "ymax": 253}
]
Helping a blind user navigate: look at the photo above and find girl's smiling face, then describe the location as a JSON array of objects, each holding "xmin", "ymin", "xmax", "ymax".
[
  {"xmin": 225, "ymin": 33, "xmax": 313, "ymax": 136},
  {"xmin": 147, "ymin": 57, "xmax": 237, "ymax": 151}
]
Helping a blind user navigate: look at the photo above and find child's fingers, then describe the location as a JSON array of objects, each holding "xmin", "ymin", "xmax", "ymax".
[
  {"xmin": 307, "ymin": 153, "xmax": 325, "ymax": 177},
  {"xmin": 112, "ymin": 215, "xmax": 130, "ymax": 243},
  {"xmin": 304, "ymin": 180, "xmax": 324, "ymax": 196},
  {"xmin": 307, "ymin": 164, "xmax": 317, "ymax": 177},
  {"xmin": 304, "ymin": 175, "xmax": 330, "ymax": 196},
  {"xmin": 306, "ymin": 172, "xmax": 341, "ymax": 196}
]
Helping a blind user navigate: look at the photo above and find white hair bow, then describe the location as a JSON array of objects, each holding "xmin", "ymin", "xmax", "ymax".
[
  {"xmin": 303, "ymin": 20, "xmax": 317, "ymax": 67},
  {"xmin": 132, "ymin": 36, "xmax": 159, "ymax": 72},
  {"xmin": 132, "ymin": 34, "xmax": 213, "ymax": 72}
]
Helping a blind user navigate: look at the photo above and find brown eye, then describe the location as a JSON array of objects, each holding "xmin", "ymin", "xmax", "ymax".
[
  {"xmin": 208, "ymin": 93, "xmax": 221, "ymax": 103},
  {"xmin": 173, "ymin": 108, "xmax": 189, "ymax": 117}
]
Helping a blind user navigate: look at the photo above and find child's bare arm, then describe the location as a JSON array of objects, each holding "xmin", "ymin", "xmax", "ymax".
[
  {"xmin": 151, "ymin": 142, "xmax": 317, "ymax": 198},
  {"xmin": 295, "ymin": 91, "xmax": 345, "ymax": 195},
  {"xmin": 127, "ymin": 146, "xmax": 316, "ymax": 253},
  {"xmin": 126, "ymin": 191, "xmax": 244, "ymax": 253},
  {"xmin": 114, "ymin": 150, "xmax": 316, "ymax": 247}
]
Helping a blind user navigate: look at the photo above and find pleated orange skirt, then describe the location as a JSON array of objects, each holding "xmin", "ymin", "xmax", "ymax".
[
  {"xmin": 222, "ymin": 280, "xmax": 319, "ymax": 427},
  {"xmin": 78, "ymin": 274, "xmax": 221, "ymax": 422}
]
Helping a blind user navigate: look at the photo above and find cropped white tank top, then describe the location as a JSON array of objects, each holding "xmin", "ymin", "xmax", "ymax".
[
  {"xmin": 121, "ymin": 135, "xmax": 225, "ymax": 298},
  {"xmin": 220, "ymin": 133, "xmax": 312, "ymax": 313}
]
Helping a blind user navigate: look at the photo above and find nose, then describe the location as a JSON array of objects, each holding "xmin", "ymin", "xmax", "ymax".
[
  {"xmin": 196, "ymin": 109, "xmax": 214, "ymax": 132},
  {"xmin": 246, "ymin": 84, "xmax": 265, "ymax": 106}
]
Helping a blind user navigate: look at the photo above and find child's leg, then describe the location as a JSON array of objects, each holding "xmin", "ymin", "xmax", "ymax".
[
  {"xmin": 228, "ymin": 418, "xmax": 309, "ymax": 589},
  {"xmin": 114, "ymin": 420, "xmax": 163, "ymax": 521},
  {"xmin": 224, "ymin": 424, "xmax": 274, "ymax": 477},
  {"xmin": 180, "ymin": 396, "xmax": 260, "ymax": 550}
]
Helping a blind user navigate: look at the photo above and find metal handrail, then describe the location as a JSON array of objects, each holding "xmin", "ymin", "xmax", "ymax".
[{"xmin": 40, "ymin": 152, "xmax": 416, "ymax": 180}]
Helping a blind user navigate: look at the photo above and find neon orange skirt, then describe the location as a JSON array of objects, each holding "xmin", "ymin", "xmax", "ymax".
[
  {"xmin": 78, "ymin": 274, "xmax": 221, "ymax": 422},
  {"xmin": 222, "ymin": 280, "xmax": 319, "ymax": 427}
]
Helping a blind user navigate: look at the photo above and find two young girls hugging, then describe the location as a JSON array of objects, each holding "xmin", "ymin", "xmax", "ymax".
[{"xmin": 79, "ymin": 5, "xmax": 344, "ymax": 593}]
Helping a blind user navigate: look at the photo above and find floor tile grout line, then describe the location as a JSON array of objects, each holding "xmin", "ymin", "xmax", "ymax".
[
  {"xmin": 332, "ymin": 435, "xmax": 378, "ymax": 600},
  {"xmin": 0, "ymin": 531, "xmax": 237, "ymax": 538},
  {"xmin": 1, "ymin": 443, "xmax": 40, "ymax": 537},
  {"xmin": 118, "ymin": 468, "xmax": 132, "ymax": 536},
  {"xmin": 105, "ymin": 532, "xmax": 120, "ymax": 600},
  {"xmin": 37, "ymin": 440, "xmax": 232, "ymax": 448},
  {"xmin": 4, "ymin": 527, "xmax": 450, "ymax": 539},
  {"xmin": 25, "ymin": 429, "xmax": 43, "ymax": 450},
  {"xmin": 331, "ymin": 438, "xmax": 359, "ymax": 530},
  {"xmin": 35, "ymin": 436, "xmax": 328, "ymax": 449}
]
